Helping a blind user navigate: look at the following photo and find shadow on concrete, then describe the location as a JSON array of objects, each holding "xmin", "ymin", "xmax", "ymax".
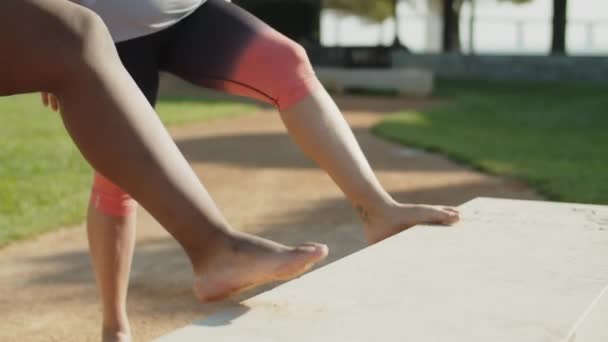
[
  {"xmin": 23, "ymin": 179, "xmax": 535, "ymax": 286},
  {"xmin": 15, "ymin": 175, "xmax": 537, "ymax": 334},
  {"xmin": 175, "ymin": 128, "xmax": 462, "ymax": 173},
  {"xmin": 193, "ymin": 304, "xmax": 251, "ymax": 327}
]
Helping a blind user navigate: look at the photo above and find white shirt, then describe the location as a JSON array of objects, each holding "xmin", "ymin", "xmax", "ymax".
[{"xmin": 76, "ymin": 0, "xmax": 207, "ymax": 42}]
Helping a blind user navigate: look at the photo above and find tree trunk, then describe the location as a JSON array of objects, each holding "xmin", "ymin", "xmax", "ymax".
[
  {"xmin": 391, "ymin": 0, "xmax": 401, "ymax": 48},
  {"xmin": 551, "ymin": 0, "xmax": 567, "ymax": 55},
  {"xmin": 442, "ymin": 0, "xmax": 462, "ymax": 53},
  {"xmin": 468, "ymin": 0, "xmax": 476, "ymax": 54}
]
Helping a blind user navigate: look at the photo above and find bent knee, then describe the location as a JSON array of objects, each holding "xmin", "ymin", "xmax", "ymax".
[
  {"xmin": 260, "ymin": 38, "xmax": 321, "ymax": 110},
  {"xmin": 5, "ymin": 2, "xmax": 116, "ymax": 94},
  {"xmin": 68, "ymin": 6, "xmax": 115, "ymax": 59},
  {"xmin": 48, "ymin": 5, "xmax": 117, "ymax": 91},
  {"xmin": 280, "ymin": 41, "xmax": 312, "ymax": 78},
  {"xmin": 0, "ymin": 0, "xmax": 113, "ymax": 94},
  {"xmin": 227, "ymin": 34, "xmax": 321, "ymax": 110},
  {"xmin": 90, "ymin": 173, "xmax": 137, "ymax": 217}
]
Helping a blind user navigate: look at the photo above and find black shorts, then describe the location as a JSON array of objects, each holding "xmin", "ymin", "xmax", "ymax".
[{"xmin": 114, "ymin": 0, "xmax": 320, "ymax": 110}]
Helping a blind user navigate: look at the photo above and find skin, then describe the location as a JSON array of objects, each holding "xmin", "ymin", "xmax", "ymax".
[
  {"xmin": 30, "ymin": 1, "xmax": 459, "ymax": 341},
  {"xmin": 43, "ymin": 85, "xmax": 460, "ymax": 342},
  {"xmin": 1, "ymin": 2, "xmax": 328, "ymax": 341}
]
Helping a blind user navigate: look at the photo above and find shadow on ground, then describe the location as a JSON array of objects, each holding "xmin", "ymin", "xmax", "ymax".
[
  {"xmin": 22, "ymin": 179, "xmax": 535, "ymax": 295},
  {"xmin": 175, "ymin": 128, "xmax": 471, "ymax": 173},
  {"xmin": 1, "ymin": 94, "xmax": 539, "ymax": 340}
]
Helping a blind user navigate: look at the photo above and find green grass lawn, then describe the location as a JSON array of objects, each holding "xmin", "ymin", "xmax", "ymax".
[
  {"xmin": 0, "ymin": 94, "xmax": 253, "ymax": 247},
  {"xmin": 374, "ymin": 79, "xmax": 608, "ymax": 205}
]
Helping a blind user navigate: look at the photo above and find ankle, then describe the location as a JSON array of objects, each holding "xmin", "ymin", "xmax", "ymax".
[
  {"xmin": 188, "ymin": 229, "xmax": 238, "ymax": 274},
  {"xmin": 102, "ymin": 321, "xmax": 131, "ymax": 342},
  {"xmin": 353, "ymin": 197, "xmax": 397, "ymax": 224},
  {"xmin": 102, "ymin": 314, "xmax": 130, "ymax": 334}
]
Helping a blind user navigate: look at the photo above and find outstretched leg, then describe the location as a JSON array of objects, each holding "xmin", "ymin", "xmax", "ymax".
[
  {"xmin": 280, "ymin": 89, "xmax": 460, "ymax": 243},
  {"xmin": 0, "ymin": 0, "xmax": 327, "ymax": 318},
  {"xmin": 162, "ymin": 0, "xmax": 460, "ymax": 244}
]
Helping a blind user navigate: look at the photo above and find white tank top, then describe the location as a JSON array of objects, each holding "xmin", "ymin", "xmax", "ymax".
[{"xmin": 76, "ymin": 0, "xmax": 207, "ymax": 42}]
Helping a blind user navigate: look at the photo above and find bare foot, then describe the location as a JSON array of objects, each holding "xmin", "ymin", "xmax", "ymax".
[
  {"xmin": 193, "ymin": 232, "xmax": 328, "ymax": 302},
  {"xmin": 360, "ymin": 202, "xmax": 460, "ymax": 244}
]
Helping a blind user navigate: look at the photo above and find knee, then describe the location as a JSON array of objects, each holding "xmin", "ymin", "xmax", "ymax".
[
  {"xmin": 69, "ymin": 6, "xmax": 115, "ymax": 60},
  {"xmin": 267, "ymin": 39, "xmax": 321, "ymax": 110},
  {"xmin": 90, "ymin": 172, "xmax": 137, "ymax": 217},
  {"xmin": 51, "ymin": 6, "xmax": 116, "ymax": 88},
  {"xmin": 277, "ymin": 40, "xmax": 313, "ymax": 78},
  {"xmin": 0, "ymin": 2, "xmax": 114, "ymax": 95}
]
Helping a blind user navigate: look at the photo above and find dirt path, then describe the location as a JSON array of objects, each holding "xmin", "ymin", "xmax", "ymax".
[{"xmin": 0, "ymin": 96, "xmax": 540, "ymax": 341}]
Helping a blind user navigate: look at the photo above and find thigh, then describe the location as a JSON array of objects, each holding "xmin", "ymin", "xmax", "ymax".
[
  {"xmin": 161, "ymin": 0, "xmax": 311, "ymax": 108},
  {"xmin": 0, "ymin": 0, "xmax": 109, "ymax": 96}
]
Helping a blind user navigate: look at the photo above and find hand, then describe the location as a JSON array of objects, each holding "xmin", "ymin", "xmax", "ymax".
[{"xmin": 41, "ymin": 92, "xmax": 60, "ymax": 112}]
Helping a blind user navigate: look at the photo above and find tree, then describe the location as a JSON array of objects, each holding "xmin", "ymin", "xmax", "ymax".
[
  {"xmin": 441, "ymin": 0, "xmax": 462, "ymax": 52},
  {"xmin": 326, "ymin": 0, "xmax": 565, "ymax": 54},
  {"xmin": 324, "ymin": 0, "xmax": 403, "ymax": 47},
  {"xmin": 324, "ymin": 0, "xmax": 395, "ymax": 22},
  {"xmin": 443, "ymin": 0, "xmax": 533, "ymax": 53},
  {"xmin": 551, "ymin": 0, "xmax": 567, "ymax": 55}
]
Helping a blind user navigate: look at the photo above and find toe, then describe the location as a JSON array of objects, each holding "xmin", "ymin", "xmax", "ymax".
[
  {"xmin": 441, "ymin": 209, "xmax": 460, "ymax": 224},
  {"xmin": 426, "ymin": 206, "xmax": 458, "ymax": 225},
  {"xmin": 296, "ymin": 242, "xmax": 329, "ymax": 260},
  {"xmin": 275, "ymin": 243, "xmax": 328, "ymax": 280}
]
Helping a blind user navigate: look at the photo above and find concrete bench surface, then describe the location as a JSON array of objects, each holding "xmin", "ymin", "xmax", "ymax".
[{"xmin": 157, "ymin": 198, "xmax": 608, "ymax": 342}]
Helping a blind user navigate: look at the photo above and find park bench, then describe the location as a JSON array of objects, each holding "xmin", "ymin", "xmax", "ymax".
[{"xmin": 157, "ymin": 197, "xmax": 608, "ymax": 342}]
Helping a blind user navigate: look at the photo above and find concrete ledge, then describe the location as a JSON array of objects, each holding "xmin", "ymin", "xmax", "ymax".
[
  {"xmin": 315, "ymin": 67, "xmax": 434, "ymax": 97},
  {"xmin": 568, "ymin": 284, "xmax": 608, "ymax": 342},
  {"xmin": 157, "ymin": 198, "xmax": 608, "ymax": 342}
]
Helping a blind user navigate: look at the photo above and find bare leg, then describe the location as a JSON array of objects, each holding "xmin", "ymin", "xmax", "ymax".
[
  {"xmin": 41, "ymin": 94, "xmax": 139, "ymax": 341},
  {"xmin": 148, "ymin": 0, "xmax": 459, "ymax": 244},
  {"xmin": 0, "ymin": 0, "xmax": 326, "ymax": 311},
  {"xmin": 280, "ymin": 89, "xmax": 460, "ymax": 244},
  {"xmin": 86, "ymin": 207, "xmax": 135, "ymax": 342}
]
